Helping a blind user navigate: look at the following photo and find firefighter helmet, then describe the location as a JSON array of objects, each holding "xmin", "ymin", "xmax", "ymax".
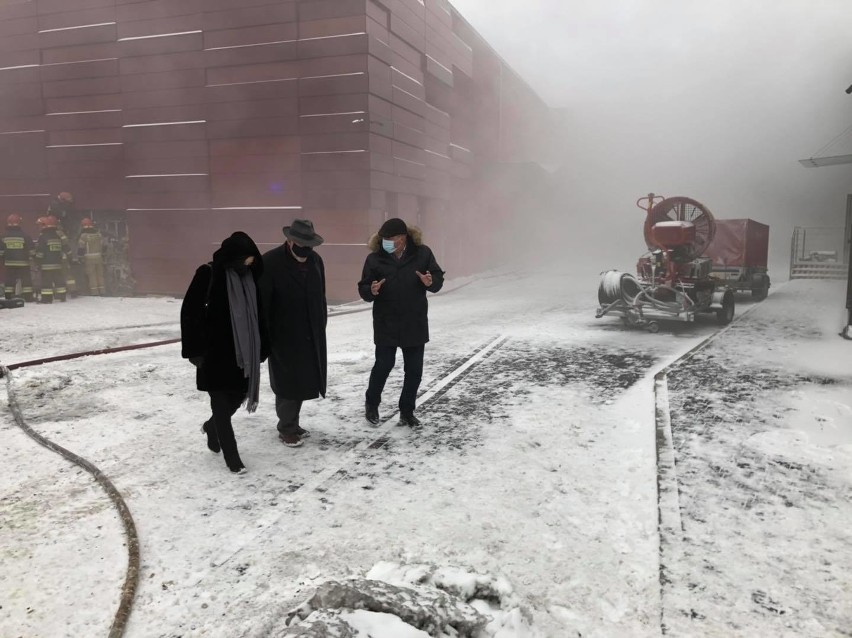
[
  {"xmin": 44, "ymin": 215, "xmax": 58, "ymax": 228},
  {"xmin": 6, "ymin": 213, "xmax": 22, "ymax": 226},
  {"xmin": 36, "ymin": 216, "xmax": 48, "ymax": 228},
  {"xmin": 81, "ymin": 217, "xmax": 94, "ymax": 228}
]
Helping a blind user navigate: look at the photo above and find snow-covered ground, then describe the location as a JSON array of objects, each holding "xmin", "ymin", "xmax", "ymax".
[
  {"xmin": 663, "ymin": 281, "xmax": 852, "ymax": 637},
  {"xmin": 1, "ymin": 269, "xmax": 849, "ymax": 637}
]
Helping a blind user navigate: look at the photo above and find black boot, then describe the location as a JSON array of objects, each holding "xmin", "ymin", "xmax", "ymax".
[
  {"xmin": 365, "ymin": 402, "xmax": 380, "ymax": 425},
  {"xmin": 222, "ymin": 446, "xmax": 246, "ymax": 474},
  {"xmin": 201, "ymin": 421, "xmax": 220, "ymax": 453},
  {"xmin": 228, "ymin": 462, "xmax": 247, "ymax": 475},
  {"xmin": 224, "ymin": 448, "xmax": 246, "ymax": 474},
  {"xmin": 399, "ymin": 413, "xmax": 421, "ymax": 427}
]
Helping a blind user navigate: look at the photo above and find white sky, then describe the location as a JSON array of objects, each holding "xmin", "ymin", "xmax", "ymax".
[{"xmin": 451, "ymin": 0, "xmax": 852, "ymax": 273}]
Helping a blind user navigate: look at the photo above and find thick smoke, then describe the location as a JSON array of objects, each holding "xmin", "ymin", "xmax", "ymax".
[{"xmin": 453, "ymin": 0, "xmax": 852, "ymax": 278}]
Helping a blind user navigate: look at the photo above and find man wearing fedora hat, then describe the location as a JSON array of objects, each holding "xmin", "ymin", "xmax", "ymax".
[
  {"xmin": 259, "ymin": 219, "xmax": 328, "ymax": 447},
  {"xmin": 358, "ymin": 217, "xmax": 444, "ymax": 427}
]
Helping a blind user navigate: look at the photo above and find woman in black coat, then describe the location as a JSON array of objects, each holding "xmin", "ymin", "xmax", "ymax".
[
  {"xmin": 181, "ymin": 231, "xmax": 268, "ymax": 474},
  {"xmin": 357, "ymin": 218, "xmax": 444, "ymax": 427}
]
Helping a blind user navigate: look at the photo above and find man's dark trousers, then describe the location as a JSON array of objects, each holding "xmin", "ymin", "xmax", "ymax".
[
  {"xmin": 365, "ymin": 344, "xmax": 424, "ymax": 416},
  {"xmin": 275, "ymin": 396, "xmax": 303, "ymax": 435}
]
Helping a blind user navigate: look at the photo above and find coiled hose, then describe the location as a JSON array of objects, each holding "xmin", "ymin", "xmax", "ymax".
[{"xmin": 598, "ymin": 271, "xmax": 694, "ymax": 315}]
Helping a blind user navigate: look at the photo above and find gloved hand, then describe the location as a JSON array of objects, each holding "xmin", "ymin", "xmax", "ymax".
[{"xmin": 189, "ymin": 356, "xmax": 204, "ymax": 367}]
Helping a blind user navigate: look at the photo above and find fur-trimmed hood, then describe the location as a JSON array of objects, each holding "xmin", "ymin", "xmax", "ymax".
[{"xmin": 367, "ymin": 225, "xmax": 423, "ymax": 252}]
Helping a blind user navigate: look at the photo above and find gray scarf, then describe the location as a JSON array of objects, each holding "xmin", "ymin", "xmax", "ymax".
[{"xmin": 226, "ymin": 268, "xmax": 261, "ymax": 412}]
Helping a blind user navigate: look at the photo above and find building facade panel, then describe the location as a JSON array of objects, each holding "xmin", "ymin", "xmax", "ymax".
[
  {"xmin": 1, "ymin": 15, "xmax": 37, "ymax": 37},
  {"xmin": 0, "ymin": 0, "xmax": 555, "ymax": 300}
]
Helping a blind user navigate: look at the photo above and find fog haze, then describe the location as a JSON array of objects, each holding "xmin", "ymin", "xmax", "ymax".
[{"xmin": 452, "ymin": 0, "xmax": 852, "ymax": 276}]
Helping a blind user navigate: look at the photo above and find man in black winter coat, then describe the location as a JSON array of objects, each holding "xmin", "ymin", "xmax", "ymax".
[
  {"xmin": 358, "ymin": 217, "xmax": 444, "ymax": 427},
  {"xmin": 260, "ymin": 219, "xmax": 328, "ymax": 448},
  {"xmin": 181, "ymin": 231, "xmax": 268, "ymax": 474}
]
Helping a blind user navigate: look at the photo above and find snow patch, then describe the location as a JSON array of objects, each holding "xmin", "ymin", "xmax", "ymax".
[{"xmin": 283, "ymin": 563, "xmax": 540, "ymax": 637}]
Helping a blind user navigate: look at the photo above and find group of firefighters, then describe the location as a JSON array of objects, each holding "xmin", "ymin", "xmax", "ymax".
[{"xmin": 0, "ymin": 193, "xmax": 107, "ymax": 304}]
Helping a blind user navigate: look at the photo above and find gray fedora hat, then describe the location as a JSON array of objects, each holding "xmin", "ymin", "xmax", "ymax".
[{"xmin": 283, "ymin": 219, "xmax": 324, "ymax": 246}]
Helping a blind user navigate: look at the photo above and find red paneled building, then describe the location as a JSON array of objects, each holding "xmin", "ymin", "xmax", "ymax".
[{"xmin": 0, "ymin": 0, "xmax": 556, "ymax": 301}]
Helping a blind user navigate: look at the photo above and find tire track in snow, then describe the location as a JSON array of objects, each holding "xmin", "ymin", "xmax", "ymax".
[
  {"xmin": 654, "ymin": 292, "xmax": 775, "ymax": 634},
  {"xmin": 208, "ymin": 333, "xmax": 510, "ymax": 570}
]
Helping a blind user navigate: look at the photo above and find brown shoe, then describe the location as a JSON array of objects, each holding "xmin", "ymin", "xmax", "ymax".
[{"xmin": 279, "ymin": 431, "xmax": 303, "ymax": 447}]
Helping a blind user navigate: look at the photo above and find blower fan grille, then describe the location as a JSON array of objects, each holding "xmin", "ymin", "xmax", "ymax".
[{"xmin": 643, "ymin": 196, "xmax": 716, "ymax": 260}]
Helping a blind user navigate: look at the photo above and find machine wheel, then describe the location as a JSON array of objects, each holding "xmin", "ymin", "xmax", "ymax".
[
  {"xmin": 716, "ymin": 291, "xmax": 735, "ymax": 324},
  {"xmin": 646, "ymin": 321, "xmax": 660, "ymax": 333},
  {"xmin": 752, "ymin": 280, "xmax": 769, "ymax": 301}
]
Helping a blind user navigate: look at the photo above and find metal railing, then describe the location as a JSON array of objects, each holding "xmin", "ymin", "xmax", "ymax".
[{"xmin": 789, "ymin": 226, "xmax": 849, "ymax": 279}]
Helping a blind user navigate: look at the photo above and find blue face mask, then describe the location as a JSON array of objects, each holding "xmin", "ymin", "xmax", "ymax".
[{"xmin": 382, "ymin": 238, "xmax": 396, "ymax": 253}]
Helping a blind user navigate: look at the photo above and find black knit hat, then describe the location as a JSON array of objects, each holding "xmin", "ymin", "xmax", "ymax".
[{"xmin": 378, "ymin": 217, "xmax": 407, "ymax": 238}]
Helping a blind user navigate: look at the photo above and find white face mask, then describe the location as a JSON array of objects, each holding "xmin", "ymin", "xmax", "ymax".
[{"xmin": 382, "ymin": 238, "xmax": 396, "ymax": 253}]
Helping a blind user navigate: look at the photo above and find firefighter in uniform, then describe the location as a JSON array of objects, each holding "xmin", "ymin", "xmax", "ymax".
[
  {"xmin": 47, "ymin": 192, "xmax": 78, "ymax": 296},
  {"xmin": 77, "ymin": 218, "xmax": 106, "ymax": 295},
  {"xmin": 34, "ymin": 215, "xmax": 69, "ymax": 303},
  {"xmin": 47, "ymin": 191, "xmax": 75, "ymax": 227},
  {"xmin": 56, "ymin": 220, "xmax": 78, "ymax": 296},
  {"xmin": 1, "ymin": 213, "xmax": 35, "ymax": 301}
]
